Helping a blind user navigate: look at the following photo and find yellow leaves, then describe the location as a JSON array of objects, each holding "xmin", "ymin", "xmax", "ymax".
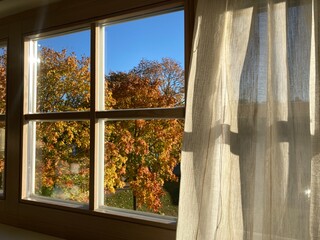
[
  {"xmin": 38, "ymin": 47, "xmax": 91, "ymax": 112},
  {"xmin": 104, "ymin": 118, "xmax": 182, "ymax": 212},
  {"xmin": 104, "ymin": 140, "xmax": 128, "ymax": 193},
  {"xmin": 35, "ymin": 120, "xmax": 90, "ymax": 202},
  {"xmin": 104, "ymin": 163, "xmax": 126, "ymax": 194},
  {"xmin": 32, "ymin": 47, "xmax": 184, "ymax": 209}
]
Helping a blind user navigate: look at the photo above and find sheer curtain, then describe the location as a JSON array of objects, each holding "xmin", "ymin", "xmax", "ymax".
[{"xmin": 177, "ymin": 0, "xmax": 320, "ymax": 239}]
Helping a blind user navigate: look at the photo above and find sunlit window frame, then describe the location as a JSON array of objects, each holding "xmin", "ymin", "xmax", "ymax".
[{"xmin": 22, "ymin": 9, "xmax": 185, "ymax": 222}]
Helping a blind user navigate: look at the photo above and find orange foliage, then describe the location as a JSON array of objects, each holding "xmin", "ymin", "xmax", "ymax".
[
  {"xmin": 33, "ymin": 48, "xmax": 184, "ymax": 211},
  {"xmin": 105, "ymin": 60, "xmax": 184, "ymax": 211}
]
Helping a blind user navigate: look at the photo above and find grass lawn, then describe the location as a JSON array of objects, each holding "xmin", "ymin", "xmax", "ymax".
[{"xmin": 105, "ymin": 181, "xmax": 180, "ymax": 217}]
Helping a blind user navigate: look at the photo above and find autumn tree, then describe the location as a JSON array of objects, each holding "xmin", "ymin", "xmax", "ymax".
[
  {"xmin": 34, "ymin": 48, "xmax": 184, "ymax": 213},
  {"xmin": 105, "ymin": 59, "xmax": 184, "ymax": 212},
  {"xmin": 35, "ymin": 48, "xmax": 91, "ymax": 201},
  {"xmin": 132, "ymin": 58, "xmax": 184, "ymax": 106},
  {"xmin": 37, "ymin": 48, "xmax": 90, "ymax": 112}
]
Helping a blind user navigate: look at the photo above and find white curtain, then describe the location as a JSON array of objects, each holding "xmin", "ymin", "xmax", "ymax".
[{"xmin": 177, "ymin": 0, "xmax": 320, "ymax": 239}]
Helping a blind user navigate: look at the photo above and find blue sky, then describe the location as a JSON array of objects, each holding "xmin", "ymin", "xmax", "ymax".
[
  {"xmin": 39, "ymin": 10, "xmax": 184, "ymax": 73},
  {"xmin": 0, "ymin": 46, "xmax": 6, "ymax": 55}
]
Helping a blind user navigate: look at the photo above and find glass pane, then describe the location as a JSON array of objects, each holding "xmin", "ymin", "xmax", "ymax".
[
  {"xmin": 104, "ymin": 11, "xmax": 184, "ymax": 110},
  {"xmin": 0, "ymin": 46, "xmax": 6, "ymax": 114},
  {"xmin": 35, "ymin": 30, "xmax": 90, "ymax": 113},
  {"xmin": 33, "ymin": 121, "xmax": 90, "ymax": 203},
  {"xmin": 0, "ymin": 122, "xmax": 5, "ymax": 193},
  {"xmin": 103, "ymin": 119, "xmax": 183, "ymax": 217}
]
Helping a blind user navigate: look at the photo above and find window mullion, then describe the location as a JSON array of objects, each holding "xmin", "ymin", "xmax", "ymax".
[
  {"xmin": 89, "ymin": 23, "xmax": 97, "ymax": 210},
  {"xmin": 27, "ymin": 121, "xmax": 36, "ymax": 197},
  {"xmin": 95, "ymin": 22, "xmax": 107, "ymax": 208},
  {"xmin": 96, "ymin": 107, "xmax": 185, "ymax": 119},
  {"xmin": 23, "ymin": 43, "xmax": 37, "ymax": 198},
  {"xmin": 24, "ymin": 111, "xmax": 91, "ymax": 121},
  {"xmin": 29, "ymin": 40, "xmax": 38, "ymax": 114},
  {"xmin": 23, "ymin": 29, "xmax": 92, "ymax": 206},
  {"xmin": 97, "ymin": 24, "xmax": 105, "ymax": 112},
  {"xmin": 96, "ymin": 119, "xmax": 105, "ymax": 207},
  {"xmin": 25, "ymin": 40, "xmax": 38, "ymax": 198}
]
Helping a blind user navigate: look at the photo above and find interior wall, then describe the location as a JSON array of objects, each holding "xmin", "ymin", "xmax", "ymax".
[{"xmin": 0, "ymin": 224, "xmax": 63, "ymax": 240}]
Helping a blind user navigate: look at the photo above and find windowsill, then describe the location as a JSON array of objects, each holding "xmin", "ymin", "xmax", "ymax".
[
  {"xmin": 96, "ymin": 206, "xmax": 177, "ymax": 225},
  {"xmin": 23, "ymin": 195, "xmax": 89, "ymax": 210},
  {"xmin": 22, "ymin": 195, "xmax": 177, "ymax": 228}
]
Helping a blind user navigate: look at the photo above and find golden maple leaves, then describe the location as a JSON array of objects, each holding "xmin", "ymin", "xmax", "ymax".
[{"xmin": 1, "ymin": 46, "xmax": 184, "ymax": 213}]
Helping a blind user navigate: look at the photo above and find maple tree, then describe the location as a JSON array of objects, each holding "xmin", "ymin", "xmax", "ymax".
[
  {"xmin": 132, "ymin": 58, "xmax": 184, "ymax": 106},
  {"xmin": 29, "ymin": 47, "xmax": 184, "ymax": 213},
  {"xmin": 35, "ymin": 48, "xmax": 91, "ymax": 201},
  {"xmin": 105, "ymin": 63, "xmax": 184, "ymax": 211}
]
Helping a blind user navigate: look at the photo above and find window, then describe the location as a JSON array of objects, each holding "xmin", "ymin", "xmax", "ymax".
[
  {"xmin": 0, "ymin": 43, "xmax": 6, "ymax": 196},
  {"xmin": 103, "ymin": 12, "xmax": 185, "ymax": 109},
  {"xmin": 23, "ymin": 10, "xmax": 184, "ymax": 218},
  {"xmin": 23, "ymin": 30, "xmax": 91, "ymax": 205}
]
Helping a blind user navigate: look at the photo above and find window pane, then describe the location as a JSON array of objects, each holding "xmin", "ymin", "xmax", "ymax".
[
  {"xmin": 31, "ymin": 121, "xmax": 90, "ymax": 203},
  {"xmin": 104, "ymin": 11, "xmax": 184, "ymax": 110},
  {"xmin": 0, "ymin": 122, "xmax": 5, "ymax": 194},
  {"xmin": 34, "ymin": 30, "xmax": 90, "ymax": 113},
  {"xmin": 0, "ymin": 46, "xmax": 6, "ymax": 114},
  {"xmin": 103, "ymin": 119, "xmax": 183, "ymax": 217}
]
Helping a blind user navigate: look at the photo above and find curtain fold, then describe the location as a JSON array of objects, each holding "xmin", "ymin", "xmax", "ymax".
[
  {"xmin": 310, "ymin": 0, "xmax": 320, "ymax": 237},
  {"xmin": 177, "ymin": 0, "xmax": 319, "ymax": 239}
]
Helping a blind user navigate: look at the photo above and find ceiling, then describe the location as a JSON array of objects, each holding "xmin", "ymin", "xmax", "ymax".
[{"xmin": 0, "ymin": 0, "xmax": 61, "ymax": 19}]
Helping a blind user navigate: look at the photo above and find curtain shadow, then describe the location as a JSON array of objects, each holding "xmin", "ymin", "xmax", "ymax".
[{"xmin": 236, "ymin": 2, "xmax": 313, "ymax": 239}]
